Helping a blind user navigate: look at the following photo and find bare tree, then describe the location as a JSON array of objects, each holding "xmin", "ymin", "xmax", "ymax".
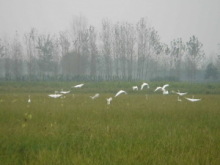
[
  {"xmin": 52, "ymin": 38, "xmax": 61, "ymax": 78},
  {"xmin": 101, "ymin": 19, "xmax": 113, "ymax": 79},
  {"xmin": 36, "ymin": 34, "xmax": 55, "ymax": 79},
  {"xmin": 170, "ymin": 38, "xmax": 186, "ymax": 79},
  {"xmin": 59, "ymin": 31, "xmax": 70, "ymax": 57},
  {"xmin": 115, "ymin": 22, "xmax": 136, "ymax": 80},
  {"xmin": 119, "ymin": 24, "xmax": 127, "ymax": 78},
  {"xmin": 113, "ymin": 23, "xmax": 121, "ymax": 78},
  {"xmin": 24, "ymin": 28, "xmax": 38, "ymax": 80},
  {"xmin": 186, "ymin": 35, "xmax": 205, "ymax": 81},
  {"xmin": 216, "ymin": 44, "xmax": 220, "ymax": 73},
  {"xmin": 71, "ymin": 15, "xmax": 89, "ymax": 77},
  {"xmin": 0, "ymin": 39, "xmax": 12, "ymax": 80},
  {"xmin": 59, "ymin": 31, "xmax": 71, "ymax": 78},
  {"xmin": 0, "ymin": 39, "xmax": 8, "ymax": 78},
  {"xmin": 124, "ymin": 23, "xmax": 135, "ymax": 80},
  {"xmin": 0, "ymin": 39, "xmax": 4, "ymax": 58},
  {"xmin": 147, "ymin": 27, "xmax": 162, "ymax": 79},
  {"xmin": 136, "ymin": 18, "xmax": 152, "ymax": 79},
  {"xmin": 11, "ymin": 32, "xmax": 23, "ymax": 80},
  {"xmin": 88, "ymin": 26, "xmax": 98, "ymax": 78}
]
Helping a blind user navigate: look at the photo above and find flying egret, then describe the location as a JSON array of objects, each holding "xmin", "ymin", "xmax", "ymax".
[
  {"xmin": 154, "ymin": 86, "xmax": 162, "ymax": 92},
  {"xmin": 48, "ymin": 91, "xmax": 62, "ymax": 98},
  {"xmin": 176, "ymin": 90, "xmax": 187, "ymax": 96},
  {"xmin": 73, "ymin": 83, "xmax": 84, "ymax": 88},
  {"xmin": 162, "ymin": 84, "xmax": 169, "ymax": 90},
  {"xmin": 141, "ymin": 82, "xmax": 149, "ymax": 90},
  {"xmin": 185, "ymin": 96, "xmax": 201, "ymax": 102},
  {"xmin": 106, "ymin": 97, "xmax": 112, "ymax": 105},
  {"xmin": 132, "ymin": 86, "xmax": 138, "ymax": 91},
  {"xmin": 90, "ymin": 93, "xmax": 100, "ymax": 99},
  {"xmin": 28, "ymin": 95, "xmax": 31, "ymax": 103},
  {"xmin": 115, "ymin": 90, "xmax": 127, "ymax": 97},
  {"xmin": 154, "ymin": 84, "xmax": 169, "ymax": 92},
  {"xmin": 60, "ymin": 89, "xmax": 70, "ymax": 94}
]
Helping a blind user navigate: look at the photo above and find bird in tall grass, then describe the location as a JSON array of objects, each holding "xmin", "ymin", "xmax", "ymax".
[
  {"xmin": 28, "ymin": 95, "xmax": 31, "ymax": 103},
  {"xmin": 132, "ymin": 86, "xmax": 138, "ymax": 91},
  {"xmin": 106, "ymin": 97, "xmax": 112, "ymax": 105}
]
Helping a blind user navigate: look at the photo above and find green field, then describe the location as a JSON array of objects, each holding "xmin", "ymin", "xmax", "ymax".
[{"xmin": 0, "ymin": 82, "xmax": 220, "ymax": 165}]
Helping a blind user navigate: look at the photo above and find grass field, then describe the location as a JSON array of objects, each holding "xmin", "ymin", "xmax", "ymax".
[{"xmin": 0, "ymin": 82, "xmax": 220, "ymax": 165}]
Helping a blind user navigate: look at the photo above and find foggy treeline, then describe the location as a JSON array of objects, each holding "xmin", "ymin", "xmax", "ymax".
[{"xmin": 0, "ymin": 16, "xmax": 219, "ymax": 82}]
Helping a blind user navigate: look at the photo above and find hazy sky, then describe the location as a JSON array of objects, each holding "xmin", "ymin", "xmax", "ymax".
[{"xmin": 0, "ymin": 0, "xmax": 220, "ymax": 55}]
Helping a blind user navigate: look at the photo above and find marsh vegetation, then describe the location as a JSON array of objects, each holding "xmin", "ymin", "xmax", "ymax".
[{"xmin": 0, "ymin": 82, "xmax": 220, "ymax": 164}]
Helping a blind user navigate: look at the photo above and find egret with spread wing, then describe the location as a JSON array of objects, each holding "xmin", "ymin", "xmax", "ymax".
[
  {"xmin": 73, "ymin": 84, "xmax": 84, "ymax": 88},
  {"xmin": 140, "ymin": 83, "xmax": 150, "ymax": 90},
  {"xmin": 115, "ymin": 90, "xmax": 127, "ymax": 97}
]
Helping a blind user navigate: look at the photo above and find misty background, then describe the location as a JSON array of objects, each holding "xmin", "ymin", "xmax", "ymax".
[{"xmin": 0, "ymin": 0, "xmax": 220, "ymax": 81}]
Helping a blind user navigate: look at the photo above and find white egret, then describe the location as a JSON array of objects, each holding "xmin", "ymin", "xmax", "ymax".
[
  {"xmin": 185, "ymin": 96, "xmax": 201, "ymax": 102},
  {"xmin": 154, "ymin": 84, "xmax": 169, "ymax": 92},
  {"xmin": 140, "ymin": 82, "xmax": 149, "ymax": 90},
  {"xmin": 73, "ymin": 83, "xmax": 84, "ymax": 88},
  {"xmin": 48, "ymin": 94, "xmax": 62, "ymax": 98},
  {"xmin": 115, "ymin": 90, "xmax": 127, "ymax": 97},
  {"xmin": 60, "ymin": 89, "xmax": 70, "ymax": 94},
  {"xmin": 162, "ymin": 84, "xmax": 169, "ymax": 90},
  {"xmin": 48, "ymin": 91, "xmax": 62, "ymax": 98},
  {"xmin": 28, "ymin": 95, "xmax": 31, "ymax": 103},
  {"xmin": 106, "ymin": 97, "xmax": 112, "ymax": 105},
  {"xmin": 132, "ymin": 86, "xmax": 138, "ymax": 91},
  {"xmin": 90, "ymin": 93, "xmax": 100, "ymax": 99},
  {"xmin": 176, "ymin": 90, "xmax": 187, "ymax": 96},
  {"xmin": 154, "ymin": 86, "xmax": 162, "ymax": 92},
  {"xmin": 162, "ymin": 89, "xmax": 169, "ymax": 95}
]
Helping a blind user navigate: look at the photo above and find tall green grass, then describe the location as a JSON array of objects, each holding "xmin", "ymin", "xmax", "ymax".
[{"xmin": 0, "ymin": 82, "xmax": 220, "ymax": 164}]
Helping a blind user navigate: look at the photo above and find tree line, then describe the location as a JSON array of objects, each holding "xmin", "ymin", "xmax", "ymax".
[{"xmin": 0, "ymin": 16, "xmax": 219, "ymax": 82}]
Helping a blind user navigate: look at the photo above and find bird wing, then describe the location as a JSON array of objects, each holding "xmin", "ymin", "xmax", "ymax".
[
  {"xmin": 162, "ymin": 84, "xmax": 169, "ymax": 90},
  {"xmin": 91, "ymin": 93, "xmax": 99, "ymax": 99},
  {"xmin": 74, "ymin": 84, "xmax": 84, "ymax": 88},
  {"xmin": 154, "ymin": 87, "xmax": 162, "ymax": 92},
  {"xmin": 60, "ymin": 91, "xmax": 70, "ymax": 94},
  {"xmin": 185, "ymin": 97, "xmax": 201, "ymax": 102},
  {"xmin": 115, "ymin": 90, "xmax": 126, "ymax": 97},
  {"xmin": 177, "ymin": 92, "xmax": 187, "ymax": 96},
  {"xmin": 141, "ymin": 83, "xmax": 148, "ymax": 90},
  {"xmin": 115, "ymin": 91, "xmax": 122, "ymax": 97},
  {"xmin": 132, "ymin": 86, "xmax": 138, "ymax": 90}
]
